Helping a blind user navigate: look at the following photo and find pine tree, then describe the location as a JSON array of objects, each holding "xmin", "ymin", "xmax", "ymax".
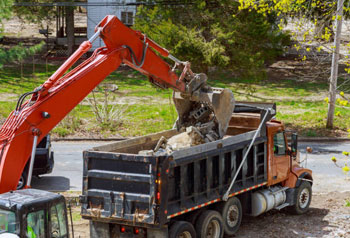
[
  {"xmin": 134, "ymin": 1, "xmax": 290, "ymax": 80},
  {"xmin": 0, "ymin": 0, "xmax": 44, "ymax": 68}
]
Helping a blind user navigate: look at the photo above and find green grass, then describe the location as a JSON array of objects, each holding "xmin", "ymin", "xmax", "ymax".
[
  {"xmin": 120, "ymin": 104, "xmax": 177, "ymax": 136},
  {"xmin": 50, "ymin": 103, "xmax": 178, "ymax": 137},
  {"xmin": 0, "ymin": 101, "xmax": 16, "ymax": 118},
  {"xmin": 71, "ymin": 211, "xmax": 82, "ymax": 222},
  {"xmin": 276, "ymin": 101, "xmax": 350, "ymax": 137},
  {"xmin": 0, "ymin": 64, "xmax": 58, "ymax": 94},
  {"xmin": 0, "ymin": 63, "xmax": 349, "ymax": 138},
  {"xmin": 208, "ymin": 71, "xmax": 329, "ymax": 99}
]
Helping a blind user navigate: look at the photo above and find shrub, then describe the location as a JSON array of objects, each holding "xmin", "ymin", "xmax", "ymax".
[{"xmin": 134, "ymin": 2, "xmax": 290, "ymax": 81}]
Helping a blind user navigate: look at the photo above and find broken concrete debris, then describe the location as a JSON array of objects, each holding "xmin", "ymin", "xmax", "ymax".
[
  {"xmin": 138, "ymin": 87, "xmax": 235, "ymax": 156},
  {"xmin": 138, "ymin": 123, "xmax": 220, "ymax": 156}
]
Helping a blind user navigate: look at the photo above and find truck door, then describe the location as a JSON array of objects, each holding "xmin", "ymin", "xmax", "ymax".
[{"xmin": 271, "ymin": 131, "xmax": 290, "ymax": 184}]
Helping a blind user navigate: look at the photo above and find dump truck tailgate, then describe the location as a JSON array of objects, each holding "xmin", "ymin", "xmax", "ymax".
[{"xmin": 81, "ymin": 151, "xmax": 159, "ymax": 225}]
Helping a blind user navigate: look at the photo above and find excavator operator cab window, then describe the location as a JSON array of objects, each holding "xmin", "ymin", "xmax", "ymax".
[
  {"xmin": 0, "ymin": 208, "xmax": 18, "ymax": 235},
  {"xmin": 49, "ymin": 202, "xmax": 68, "ymax": 238},
  {"xmin": 26, "ymin": 210, "xmax": 45, "ymax": 238},
  {"xmin": 273, "ymin": 132, "xmax": 286, "ymax": 156}
]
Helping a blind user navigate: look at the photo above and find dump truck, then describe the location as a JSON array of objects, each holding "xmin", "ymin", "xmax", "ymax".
[{"xmin": 80, "ymin": 102, "xmax": 313, "ymax": 238}]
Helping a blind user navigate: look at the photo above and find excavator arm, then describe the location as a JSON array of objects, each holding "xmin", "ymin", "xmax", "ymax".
[{"xmin": 0, "ymin": 16, "xmax": 234, "ymax": 193}]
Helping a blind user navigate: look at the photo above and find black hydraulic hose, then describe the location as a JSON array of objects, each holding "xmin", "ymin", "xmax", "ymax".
[
  {"xmin": 15, "ymin": 92, "xmax": 34, "ymax": 111},
  {"xmin": 0, "ymin": 141, "xmax": 8, "ymax": 165},
  {"xmin": 122, "ymin": 37, "xmax": 148, "ymax": 68},
  {"xmin": 68, "ymin": 201, "xmax": 74, "ymax": 238},
  {"xmin": 15, "ymin": 87, "xmax": 42, "ymax": 112}
]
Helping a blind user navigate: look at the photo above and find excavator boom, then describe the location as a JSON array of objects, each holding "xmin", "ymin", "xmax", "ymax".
[{"xmin": 0, "ymin": 16, "xmax": 234, "ymax": 193}]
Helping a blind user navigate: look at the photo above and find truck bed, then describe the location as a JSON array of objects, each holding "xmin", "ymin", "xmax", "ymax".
[{"xmin": 81, "ymin": 113, "xmax": 268, "ymax": 227}]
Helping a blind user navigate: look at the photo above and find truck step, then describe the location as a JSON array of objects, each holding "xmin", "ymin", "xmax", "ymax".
[{"xmin": 275, "ymin": 203, "xmax": 290, "ymax": 210}]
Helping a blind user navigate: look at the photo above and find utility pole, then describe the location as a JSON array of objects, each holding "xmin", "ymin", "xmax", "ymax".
[{"xmin": 327, "ymin": 0, "xmax": 344, "ymax": 128}]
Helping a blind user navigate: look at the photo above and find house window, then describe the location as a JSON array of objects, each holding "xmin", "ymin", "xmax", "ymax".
[{"xmin": 121, "ymin": 11, "xmax": 134, "ymax": 25}]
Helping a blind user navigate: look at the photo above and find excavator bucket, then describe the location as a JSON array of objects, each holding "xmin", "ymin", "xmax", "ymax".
[{"xmin": 173, "ymin": 87, "xmax": 235, "ymax": 140}]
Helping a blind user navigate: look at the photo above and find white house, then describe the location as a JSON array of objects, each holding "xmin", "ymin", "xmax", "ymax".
[{"xmin": 87, "ymin": 0, "xmax": 137, "ymax": 50}]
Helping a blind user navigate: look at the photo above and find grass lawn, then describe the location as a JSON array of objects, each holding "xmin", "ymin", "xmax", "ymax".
[{"xmin": 0, "ymin": 62, "xmax": 348, "ymax": 138}]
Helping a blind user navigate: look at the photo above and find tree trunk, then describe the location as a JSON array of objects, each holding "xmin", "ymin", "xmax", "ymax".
[
  {"xmin": 66, "ymin": 6, "xmax": 75, "ymax": 55},
  {"xmin": 327, "ymin": 0, "xmax": 344, "ymax": 128},
  {"xmin": 32, "ymin": 55, "xmax": 35, "ymax": 77}
]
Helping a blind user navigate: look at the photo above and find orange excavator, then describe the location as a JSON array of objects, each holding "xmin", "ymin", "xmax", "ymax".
[{"xmin": 0, "ymin": 16, "xmax": 234, "ymax": 193}]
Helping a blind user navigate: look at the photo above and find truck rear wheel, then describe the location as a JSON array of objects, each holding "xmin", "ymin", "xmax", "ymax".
[
  {"xmin": 216, "ymin": 197, "xmax": 242, "ymax": 236},
  {"xmin": 195, "ymin": 210, "xmax": 224, "ymax": 238},
  {"xmin": 288, "ymin": 181, "xmax": 312, "ymax": 215},
  {"xmin": 169, "ymin": 221, "xmax": 196, "ymax": 238},
  {"xmin": 17, "ymin": 171, "xmax": 27, "ymax": 190}
]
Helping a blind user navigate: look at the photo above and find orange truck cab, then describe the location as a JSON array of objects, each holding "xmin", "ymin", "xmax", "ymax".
[{"xmin": 266, "ymin": 120, "xmax": 312, "ymax": 188}]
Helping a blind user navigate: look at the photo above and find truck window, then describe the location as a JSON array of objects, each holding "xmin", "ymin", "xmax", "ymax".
[
  {"xmin": 0, "ymin": 209, "xmax": 18, "ymax": 234},
  {"xmin": 26, "ymin": 210, "xmax": 45, "ymax": 238},
  {"xmin": 50, "ymin": 203, "xmax": 67, "ymax": 238},
  {"xmin": 273, "ymin": 132, "xmax": 286, "ymax": 156}
]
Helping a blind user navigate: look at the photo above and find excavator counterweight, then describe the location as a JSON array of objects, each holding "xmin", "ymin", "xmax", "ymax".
[{"xmin": 0, "ymin": 15, "xmax": 234, "ymax": 193}]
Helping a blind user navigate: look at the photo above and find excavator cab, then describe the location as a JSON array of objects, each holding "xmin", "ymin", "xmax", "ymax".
[{"xmin": 0, "ymin": 189, "xmax": 69, "ymax": 238}]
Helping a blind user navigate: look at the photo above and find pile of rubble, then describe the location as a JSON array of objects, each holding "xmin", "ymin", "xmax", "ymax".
[
  {"xmin": 139, "ymin": 122, "xmax": 219, "ymax": 156},
  {"xmin": 139, "ymin": 85, "xmax": 235, "ymax": 156}
]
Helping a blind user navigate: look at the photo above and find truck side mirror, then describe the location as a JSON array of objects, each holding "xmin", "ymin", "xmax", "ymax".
[{"xmin": 291, "ymin": 133, "xmax": 298, "ymax": 155}]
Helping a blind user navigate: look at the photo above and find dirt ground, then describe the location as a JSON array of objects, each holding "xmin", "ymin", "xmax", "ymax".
[
  {"xmin": 237, "ymin": 192, "xmax": 350, "ymax": 238},
  {"xmin": 68, "ymin": 191, "xmax": 350, "ymax": 238}
]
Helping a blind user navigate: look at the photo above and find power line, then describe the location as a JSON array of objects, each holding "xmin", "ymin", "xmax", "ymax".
[{"xmin": 13, "ymin": 1, "xmax": 196, "ymax": 7}]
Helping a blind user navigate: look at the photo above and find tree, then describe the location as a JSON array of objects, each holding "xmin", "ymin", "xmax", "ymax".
[
  {"xmin": 235, "ymin": 0, "xmax": 350, "ymax": 133},
  {"xmin": 14, "ymin": 1, "xmax": 76, "ymax": 54},
  {"xmin": 134, "ymin": 1, "xmax": 290, "ymax": 80},
  {"xmin": 0, "ymin": 0, "xmax": 44, "ymax": 68},
  {"xmin": 327, "ymin": 0, "xmax": 344, "ymax": 128},
  {"xmin": 0, "ymin": 0, "xmax": 14, "ymax": 35},
  {"xmin": 13, "ymin": 0, "xmax": 57, "ymax": 26}
]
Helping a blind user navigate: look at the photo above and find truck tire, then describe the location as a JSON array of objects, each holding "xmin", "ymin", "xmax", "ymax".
[
  {"xmin": 195, "ymin": 210, "xmax": 224, "ymax": 238},
  {"xmin": 17, "ymin": 171, "xmax": 27, "ymax": 190},
  {"xmin": 216, "ymin": 197, "xmax": 242, "ymax": 236},
  {"xmin": 288, "ymin": 181, "xmax": 312, "ymax": 215},
  {"xmin": 169, "ymin": 221, "xmax": 196, "ymax": 238}
]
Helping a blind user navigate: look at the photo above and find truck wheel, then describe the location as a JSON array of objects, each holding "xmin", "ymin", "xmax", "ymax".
[
  {"xmin": 195, "ymin": 210, "xmax": 224, "ymax": 238},
  {"xmin": 289, "ymin": 181, "xmax": 312, "ymax": 215},
  {"xmin": 169, "ymin": 221, "xmax": 196, "ymax": 238},
  {"xmin": 216, "ymin": 197, "xmax": 242, "ymax": 236},
  {"xmin": 17, "ymin": 171, "xmax": 27, "ymax": 190}
]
